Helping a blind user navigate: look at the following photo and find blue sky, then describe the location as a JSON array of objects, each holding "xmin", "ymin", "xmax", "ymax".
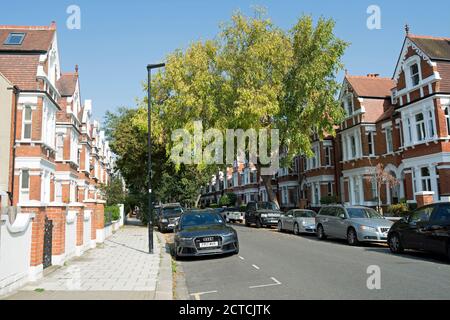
[{"xmin": 1, "ymin": 0, "xmax": 450, "ymax": 122}]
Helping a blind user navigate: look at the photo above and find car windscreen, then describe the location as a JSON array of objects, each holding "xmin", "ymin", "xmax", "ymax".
[
  {"xmin": 258, "ymin": 202, "xmax": 280, "ymax": 210},
  {"xmin": 162, "ymin": 207, "xmax": 183, "ymax": 217},
  {"xmin": 180, "ymin": 213, "xmax": 224, "ymax": 228},
  {"xmin": 224, "ymin": 208, "xmax": 239, "ymax": 212},
  {"xmin": 298, "ymin": 211, "xmax": 316, "ymax": 218},
  {"xmin": 347, "ymin": 208, "xmax": 382, "ymax": 219}
]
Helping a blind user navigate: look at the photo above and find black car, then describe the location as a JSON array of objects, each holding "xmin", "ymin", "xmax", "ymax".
[
  {"xmin": 173, "ymin": 210, "xmax": 239, "ymax": 259},
  {"xmin": 157, "ymin": 204, "xmax": 184, "ymax": 233},
  {"xmin": 245, "ymin": 201, "xmax": 282, "ymax": 228},
  {"xmin": 388, "ymin": 202, "xmax": 450, "ymax": 260}
]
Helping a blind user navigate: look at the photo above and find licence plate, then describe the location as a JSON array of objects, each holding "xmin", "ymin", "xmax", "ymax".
[{"xmin": 199, "ymin": 242, "xmax": 219, "ymax": 248}]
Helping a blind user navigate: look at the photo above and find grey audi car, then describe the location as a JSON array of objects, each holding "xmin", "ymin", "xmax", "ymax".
[{"xmin": 173, "ymin": 210, "xmax": 239, "ymax": 259}]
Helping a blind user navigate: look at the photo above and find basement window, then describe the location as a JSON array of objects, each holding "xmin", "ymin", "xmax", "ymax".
[{"xmin": 4, "ymin": 32, "xmax": 26, "ymax": 45}]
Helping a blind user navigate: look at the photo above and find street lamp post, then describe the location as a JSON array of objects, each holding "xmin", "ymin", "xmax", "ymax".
[{"xmin": 147, "ymin": 63, "xmax": 165, "ymax": 254}]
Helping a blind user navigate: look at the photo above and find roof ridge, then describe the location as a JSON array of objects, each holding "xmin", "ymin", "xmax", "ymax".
[
  {"xmin": 0, "ymin": 22, "xmax": 56, "ymax": 31},
  {"xmin": 346, "ymin": 75, "xmax": 393, "ymax": 81},
  {"xmin": 408, "ymin": 34, "xmax": 450, "ymax": 41}
]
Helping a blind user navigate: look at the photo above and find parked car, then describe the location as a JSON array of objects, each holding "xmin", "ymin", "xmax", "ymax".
[
  {"xmin": 278, "ymin": 209, "xmax": 317, "ymax": 235},
  {"xmin": 157, "ymin": 203, "xmax": 184, "ymax": 233},
  {"xmin": 223, "ymin": 207, "xmax": 245, "ymax": 223},
  {"xmin": 388, "ymin": 203, "xmax": 450, "ymax": 260},
  {"xmin": 173, "ymin": 210, "xmax": 239, "ymax": 259},
  {"xmin": 316, "ymin": 205, "xmax": 393, "ymax": 246},
  {"xmin": 245, "ymin": 201, "xmax": 282, "ymax": 228}
]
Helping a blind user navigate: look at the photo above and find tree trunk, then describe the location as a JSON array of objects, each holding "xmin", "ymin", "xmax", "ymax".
[
  {"xmin": 195, "ymin": 194, "xmax": 202, "ymax": 208},
  {"xmin": 260, "ymin": 175, "xmax": 280, "ymax": 207}
]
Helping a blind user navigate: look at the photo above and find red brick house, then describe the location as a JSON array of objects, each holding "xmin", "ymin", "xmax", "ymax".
[{"xmin": 0, "ymin": 22, "xmax": 112, "ymax": 281}]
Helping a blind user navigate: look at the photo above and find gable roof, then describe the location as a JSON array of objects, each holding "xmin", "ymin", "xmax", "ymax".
[
  {"xmin": 408, "ymin": 35, "xmax": 450, "ymax": 61},
  {"xmin": 0, "ymin": 23, "xmax": 56, "ymax": 53},
  {"xmin": 57, "ymin": 72, "xmax": 78, "ymax": 96},
  {"xmin": 345, "ymin": 75, "xmax": 395, "ymax": 98}
]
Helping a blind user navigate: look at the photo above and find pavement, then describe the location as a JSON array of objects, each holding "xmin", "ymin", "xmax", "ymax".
[
  {"xmin": 174, "ymin": 224, "xmax": 450, "ymax": 300},
  {"xmin": 3, "ymin": 222, "xmax": 173, "ymax": 300}
]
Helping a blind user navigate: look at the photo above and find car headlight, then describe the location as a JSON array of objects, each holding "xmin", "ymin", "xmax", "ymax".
[
  {"xmin": 260, "ymin": 214, "xmax": 268, "ymax": 218},
  {"xmin": 360, "ymin": 225, "xmax": 377, "ymax": 232},
  {"xmin": 222, "ymin": 232, "xmax": 235, "ymax": 238},
  {"xmin": 161, "ymin": 219, "xmax": 168, "ymax": 223}
]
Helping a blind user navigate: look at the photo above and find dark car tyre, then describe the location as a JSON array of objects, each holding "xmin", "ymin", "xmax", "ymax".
[
  {"xmin": 294, "ymin": 223, "xmax": 300, "ymax": 236},
  {"xmin": 388, "ymin": 233, "xmax": 404, "ymax": 254},
  {"xmin": 347, "ymin": 228, "xmax": 359, "ymax": 246},
  {"xmin": 234, "ymin": 243, "xmax": 240, "ymax": 255},
  {"xmin": 317, "ymin": 224, "xmax": 327, "ymax": 240},
  {"xmin": 256, "ymin": 218, "xmax": 262, "ymax": 229},
  {"xmin": 277, "ymin": 221, "xmax": 283, "ymax": 232}
]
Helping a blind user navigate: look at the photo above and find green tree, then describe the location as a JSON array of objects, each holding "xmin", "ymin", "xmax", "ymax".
[{"xmin": 151, "ymin": 10, "xmax": 348, "ymax": 205}]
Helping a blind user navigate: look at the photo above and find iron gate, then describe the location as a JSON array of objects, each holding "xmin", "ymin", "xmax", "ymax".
[{"xmin": 43, "ymin": 217, "xmax": 53, "ymax": 269}]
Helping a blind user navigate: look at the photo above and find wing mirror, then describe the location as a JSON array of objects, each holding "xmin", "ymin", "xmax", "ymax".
[{"xmin": 339, "ymin": 213, "xmax": 346, "ymax": 220}]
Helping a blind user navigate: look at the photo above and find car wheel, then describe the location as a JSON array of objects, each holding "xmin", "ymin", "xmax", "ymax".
[
  {"xmin": 234, "ymin": 243, "xmax": 240, "ymax": 255},
  {"xmin": 173, "ymin": 245, "xmax": 179, "ymax": 260},
  {"xmin": 277, "ymin": 221, "xmax": 283, "ymax": 232},
  {"xmin": 347, "ymin": 228, "xmax": 359, "ymax": 246},
  {"xmin": 317, "ymin": 224, "xmax": 327, "ymax": 240},
  {"xmin": 294, "ymin": 223, "xmax": 300, "ymax": 236},
  {"xmin": 388, "ymin": 233, "xmax": 404, "ymax": 254},
  {"xmin": 256, "ymin": 219, "xmax": 262, "ymax": 229},
  {"xmin": 245, "ymin": 220, "xmax": 251, "ymax": 227}
]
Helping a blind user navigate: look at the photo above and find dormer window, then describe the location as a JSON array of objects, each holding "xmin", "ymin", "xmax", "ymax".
[
  {"xmin": 4, "ymin": 32, "xmax": 25, "ymax": 45},
  {"xmin": 410, "ymin": 63, "xmax": 420, "ymax": 87}
]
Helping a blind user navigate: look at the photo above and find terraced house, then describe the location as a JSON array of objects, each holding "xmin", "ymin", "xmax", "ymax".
[
  {"xmin": 0, "ymin": 22, "xmax": 112, "ymax": 294},
  {"xmin": 200, "ymin": 29, "xmax": 450, "ymax": 211}
]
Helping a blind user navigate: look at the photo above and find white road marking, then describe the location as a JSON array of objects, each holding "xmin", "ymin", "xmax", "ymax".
[
  {"xmin": 252, "ymin": 264, "xmax": 260, "ymax": 270},
  {"xmin": 249, "ymin": 277, "xmax": 282, "ymax": 289},
  {"xmin": 190, "ymin": 290, "xmax": 218, "ymax": 300},
  {"xmin": 239, "ymin": 256, "xmax": 245, "ymax": 260}
]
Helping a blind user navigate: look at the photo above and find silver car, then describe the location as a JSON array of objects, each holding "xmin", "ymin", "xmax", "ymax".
[
  {"xmin": 315, "ymin": 205, "xmax": 393, "ymax": 246},
  {"xmin": 278, "ymin": 209, "xmax": 317, "ymax": 235}
]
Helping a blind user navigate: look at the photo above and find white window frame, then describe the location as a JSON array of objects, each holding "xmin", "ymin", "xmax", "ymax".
[
  {"xmin": 445, "ymin": 106, "xmax": 450, "ymax": 136},
  {"xmin": 22, "ymin": 106, "xmax": 32, "ymax": 141},
  {"xmin": 385, "ymin": 127, "xmax": 394, "ymax": 154},
  {"xmin": 19, "ymin": 169, "xmax": 30, "ymax": 202},
  {"xmin": 325, "ymin": 147, "xmax": 331, "ymax": 166},
  {"xmin": 55, "ymin": 181, "xmax": 62, "ymax": 203},
  {"xmin": 56, "ymin": 134, "xmax": 64, "ymax": 160},
  {"xmin": 367, "ymin": 132, "xmax": 375, "ymax": 156},
  {"xmin": 420, "ymin": 167, "xmax": 432, "ymax": 192},
  {"xmin": 415, "ymin": 112, "xmax": 426, "ymax": 142}
]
